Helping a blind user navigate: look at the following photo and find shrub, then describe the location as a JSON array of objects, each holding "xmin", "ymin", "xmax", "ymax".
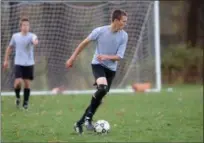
[{"xmin": 161, "ymin": 44, "xmax": 203, "ymax": 84}]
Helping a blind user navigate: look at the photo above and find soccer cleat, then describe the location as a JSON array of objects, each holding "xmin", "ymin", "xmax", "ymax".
[
  {"xmin": 23, "ymin": 101, "xmax": 29, "ymax": 110},
  {"xmin": 16, "ymin": 98, "xmax": 20, "ymax": 108},
  {"xmin": 84, "ymin": 117, "xmax": 95, "ymax": 131},
  {"xmin": 74, "ymin": 122, "xmax": 83, "ymax": 134}
]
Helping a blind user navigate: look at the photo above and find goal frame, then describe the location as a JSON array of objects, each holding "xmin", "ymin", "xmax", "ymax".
[{"xmin": 1, "ymin": 1, "xmax": 161, "ymax": 96}]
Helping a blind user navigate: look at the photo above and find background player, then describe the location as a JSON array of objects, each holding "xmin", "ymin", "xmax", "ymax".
[{"xmin": 3, "ymin": 18, "xmax": 38, "ymax": 109}]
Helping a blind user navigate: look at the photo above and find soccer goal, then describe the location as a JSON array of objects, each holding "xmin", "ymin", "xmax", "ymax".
[{"xmin": 1, "ymin": 1, "xmax": 161, "ymax": 96}]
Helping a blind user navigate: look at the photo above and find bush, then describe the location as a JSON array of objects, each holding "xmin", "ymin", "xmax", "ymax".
[{"xmin": 161, "ymin": 44, "xmax": 203, "ymax": 84}]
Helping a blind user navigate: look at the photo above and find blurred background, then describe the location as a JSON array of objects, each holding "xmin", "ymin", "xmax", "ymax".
[
  {"xmin": 1, "ymin": 1, "xmax": 203, "ymax": 91},
  {"xmin": 159, "ymin": 0, "xmax": 203, "ymax": 85}
]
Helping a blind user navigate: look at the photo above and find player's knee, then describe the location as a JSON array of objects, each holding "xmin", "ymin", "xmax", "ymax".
[
  {"xmin": 96, "ymin": 77, "xmax": 107, "ymax": 85},
  {"xmin": 24, "ymin": 80, "xmax": 31, "ymax": 88},
  {"xmin": 98, "ymin": 84, "xmax": 108, "ymax": 93},
  {"xmin": 96, "ymin": 84, "xmax": 108, "ymax": 99},
  {"xmin": 14, "ymin": 79, "xmax": 22, "ymax": 88}
]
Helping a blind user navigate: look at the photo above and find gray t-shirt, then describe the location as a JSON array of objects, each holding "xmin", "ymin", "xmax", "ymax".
[
  {"xmin": 88, "ymin": 25, "xmax": 128, "ymax": 71},
  {"xmin": 9, "ymin": 32, "xmax": 37, "ymax": 66}
]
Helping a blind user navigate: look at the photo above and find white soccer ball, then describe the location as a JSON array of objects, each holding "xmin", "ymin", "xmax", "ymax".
[{"xmin": 94, "ymin": 120, "xmax": 110, "ymax": 134}]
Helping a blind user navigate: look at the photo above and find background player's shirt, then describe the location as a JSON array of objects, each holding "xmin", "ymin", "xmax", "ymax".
[
  {"xmin": 88, "ymin": 25, "xmax": 128, "ymax": 71},
  {"xmin": 9, "ymin": 32, "xmax": 37, "ymax": 66}
]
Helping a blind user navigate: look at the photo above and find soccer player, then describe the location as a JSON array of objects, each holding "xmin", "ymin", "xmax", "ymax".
[
  {"xmin": 3, "ymin": 18, "xmax": 38, "ymax": 109},
  {"xmin": 66, "ymin": 9, "xmax": 128, "ymax": 134}
]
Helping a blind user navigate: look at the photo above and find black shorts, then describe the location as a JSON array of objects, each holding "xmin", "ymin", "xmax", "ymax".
[
  {"xmin": 15, "ymin": 65, "xmax": 34, "ymax": 80},
  {"xmin": 91, "ymin": 64, "xmax": 116, "ymax": 91}
]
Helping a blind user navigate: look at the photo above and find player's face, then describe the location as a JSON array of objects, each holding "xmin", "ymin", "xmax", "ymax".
[
  {"xmin": 117, "ymin": 16, "xmax": 127, "ymax": 30},
  {"xmin": 21, "ymin": 21, "xmax": 30, "ymax": 33}
]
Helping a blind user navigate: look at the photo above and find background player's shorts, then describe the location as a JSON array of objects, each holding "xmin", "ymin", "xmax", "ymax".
[
  {"xmin": 15, "ymin": 65, "xmax": 34, "ymax": 80},
  {"xmin": 91, "ymin": 64, "xmax": 116, "ymax": 92}
]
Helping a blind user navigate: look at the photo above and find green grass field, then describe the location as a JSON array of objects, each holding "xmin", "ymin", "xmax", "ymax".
[{"xmin": 1, "ymin": 85, "xmax": 203, "ymax": 142}]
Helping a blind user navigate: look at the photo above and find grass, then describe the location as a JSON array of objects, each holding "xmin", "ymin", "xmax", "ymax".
[{"xmin": 1, "ymin": 85, "xmax": 203, "ymax": 142}]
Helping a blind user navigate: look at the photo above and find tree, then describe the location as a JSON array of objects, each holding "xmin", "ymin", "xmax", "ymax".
[{"xmin": 186, "ymin": 0, "xmax": 204, "ymax": 48}]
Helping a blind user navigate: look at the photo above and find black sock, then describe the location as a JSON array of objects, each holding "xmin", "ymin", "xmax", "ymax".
[
  {"xmin": 77, "ymin": 85, "xmax": 107, "ymax": 125},
  {"xmin": 24, "ymin": 88, "xmax": 30, "ymax": 103},
  {"xmin": 77, "ymin": 105, "xmax": 90, "ymax": 125},
  {"xmin": 77, "ymin": 94, "xmax": 103, "ymax": 125},
  {"xmin": 14, "ymin": 88, "xmax": 21, "ymax": 99},
  {"xmin": 92, "ymin": 100, "xmax": 102, "ymax": 116},
  {"xmin": 86, "ymin": 85, "xmax": 107, "ymax": 120},
  {"xmin": 86, "ymin": 96, "xmax": 102, "ymax": 120},
  {"xmin": 77, "ymin": 98, "xmax": 101, "ymax": 125}
]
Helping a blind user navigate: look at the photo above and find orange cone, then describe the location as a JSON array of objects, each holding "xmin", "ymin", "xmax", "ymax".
[{"xmin": 132, "ymin": 82, "xmax": 151, "ymax": 92}]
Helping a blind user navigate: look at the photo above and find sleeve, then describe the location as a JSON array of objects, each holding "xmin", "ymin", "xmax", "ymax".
[
  {"xmin": 87, "ymin": 27, "xmax": 101, "ymax": 41},
  {"xmin": 9, "ymin": 35, "xmax": 15, "ymax": 48},
  {"xmin": 116, "ymin": 33, "xmax": 128, "ymax": 59}
]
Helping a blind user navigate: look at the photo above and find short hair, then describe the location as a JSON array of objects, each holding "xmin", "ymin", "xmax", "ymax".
[
  {"xmin": 112, "ymin": 9, "xmax": 127, "ymax": 22},
  {"xmin": 20, "ymin": 17, "xmax": 29, "ymax": 26}
]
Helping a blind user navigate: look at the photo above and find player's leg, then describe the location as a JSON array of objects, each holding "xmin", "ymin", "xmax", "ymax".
[
  {"xmin": 85, "ymin": 68, "xmax": 115, "ymax": 123},
  {"xmin": 90, "ymin": 85, "xmax": 103, "ymax": 119},
  {"xmin": 74, "ymin": 105, "xmax": 90, "ymax": 134},
  {"xmin": 75, "ymin": 77, "xmax": 108, "ymax": 133},
  {"xmin": 105, "ymin": 68, "xmax": 116, "ymax": 93},
  {"xmin": 85, "ymin": 77, "xmax": 108, "ymax": 120},
  {"xmin": 22, "ymin": 65, "xmax": 34, "ymax": 109},
  {"xmin": 76, "ymin": 83, "xmax": 102, "ymax": 125},
  {"xmin": 89, "ymin": 69, "xmax": 115, "ymax": 117},
  {"xmin": 86, "ymin": 65, "xmax": 116, "ymax": 121},
  {"xmin": 75, "ymin": 87, "xmax": 106, "ymax": 133},
  {"xmin": 14, "ymin": 65, "xmax": 23, "ymax": 108},
  {"xmin": 83, "ymin": 65, "xmax": 110, "ymax": 131},
  {"xmin": 74, "ymin": 64, "xmax": 108, "ymax": 133},
  {"xmin": 22, "ymin": 79, "xmax": 31, "ymax": 109},
  {"xmin": 84, "ymin": 77, "xmax": 108, "ymax": 131}
]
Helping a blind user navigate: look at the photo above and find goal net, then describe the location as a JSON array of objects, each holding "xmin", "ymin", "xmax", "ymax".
[{"xmin": 1, "ymin": 1, "xmax": 161, "ymax": 95}]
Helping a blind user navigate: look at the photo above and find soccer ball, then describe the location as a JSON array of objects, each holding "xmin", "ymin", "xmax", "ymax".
[{"xmin": 94, "ymin": 120, "xmax": 110, "ymax": 134}]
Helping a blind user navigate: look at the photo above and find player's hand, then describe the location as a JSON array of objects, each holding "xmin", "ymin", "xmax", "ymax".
[
  {"xmin": 32, "ymin": 35, "xmax": 38, "ymax": 46},
  {"xmin": 32, "ymin": 40, "xmax": 38, "ymax": 46},
  {"xmin": 66, "ymin": 58, "xmax": 75, "ymax": 68},
  {"xmin": 97, "ymin": 55, "xmax": 108, "ymax": 62},
  {"xmin": 3, "ymin": 60, "xmax": 9, "ymax": 70}
]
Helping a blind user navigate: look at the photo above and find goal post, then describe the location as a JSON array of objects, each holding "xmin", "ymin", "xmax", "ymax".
[
  {"xmin": 1, "ymin": 1, "xmax": 161, "ymax": 96},
  {"xmin": 153, "ymin": 1, "xmax": 161, "ymax": 92}
]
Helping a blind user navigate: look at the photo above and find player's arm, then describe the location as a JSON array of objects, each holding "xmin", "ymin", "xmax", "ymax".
[
  {"xmin": 3, "ymin": 46, "xmax": 13, "ymax": 70},
  {"xmin": 3, "ymin": 35, "xmax": 15, "ymax": 70},
  {"xmin": 70, "ymin": 38, "xmax": 91, "ymax": 60},
  {"xmin": 97, "ymin": 55, "xmax": 121, "ymax": 62},
  {"xmin": 66, "ymin": 38, "xmax": 91, "ymax": 68},
  {"xmin": 66, "ymin": 27, "xmax": 101, "ymax": 68},
  {"xmin": 4, "ymin": 46, "xmax": 12, "ymax": 62},
  {"xmin": 71, "ymin": 27, "xmax": 101, "ymax": 60}
]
